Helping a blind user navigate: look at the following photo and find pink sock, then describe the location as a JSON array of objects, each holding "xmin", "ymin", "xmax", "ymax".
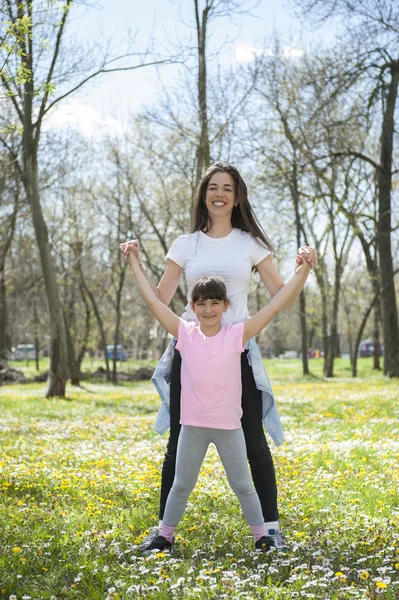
[
  {"xmin": 252, "ymin": 524, "xmax": 267, "ymax": 541},
  {"xmin": 159, "ymin": 524, "xmax": 176, "ymax": 543}
]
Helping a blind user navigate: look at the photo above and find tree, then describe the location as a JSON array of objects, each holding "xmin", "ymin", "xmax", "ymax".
[
  {"xmin": 0, "ymin": 143, "xmax": 21, "ymax": 360},
  {"xmin": 290, "ymin": 0, "xmax": 399, "ymax": 376},
  {"xmin": 0, "ymin": 0, "xmax": 177, "ymax": 395}
]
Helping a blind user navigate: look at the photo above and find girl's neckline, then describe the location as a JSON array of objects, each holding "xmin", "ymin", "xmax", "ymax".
[
  {"xmin": 199, "ymin": 228, "xmax": 235, "ymax": 240},
  {"xmin": 197, "ymin": 324, "xmax": 224, "ymax": 339}
]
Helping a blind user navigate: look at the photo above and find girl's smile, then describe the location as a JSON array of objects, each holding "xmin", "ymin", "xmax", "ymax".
[{"xmin": 191, "ymin": 298, "xmax": 229, "ymax": 332}]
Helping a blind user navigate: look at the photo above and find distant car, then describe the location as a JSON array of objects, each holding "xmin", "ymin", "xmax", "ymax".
[
  {"xmin": 14, "ymin": 344, "xmax": 36, "ymax": 360},
  {"xmin": 359, "ymin": 340, "xmax": 383, "ymax": 357},
  {"xmin": 106, "ymin": 344, "xmax": 127, "ymax": 361},
  {"xmin": 279, "ymin": 350, "xmax": 298, "ymax": 359}
]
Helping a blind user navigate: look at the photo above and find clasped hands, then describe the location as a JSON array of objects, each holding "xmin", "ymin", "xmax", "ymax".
[
  {"xmin": 296, "ymin": 246, "xmax": 318, "ymax": 270},
  {"xmin": 120, "ymin": 240, "xmax": 140, "ymax": 264}
]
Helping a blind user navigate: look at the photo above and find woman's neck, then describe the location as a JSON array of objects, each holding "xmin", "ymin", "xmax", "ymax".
[{"xmin": 204, "ymin": 219, "xmax": 233, "ymax": 239}]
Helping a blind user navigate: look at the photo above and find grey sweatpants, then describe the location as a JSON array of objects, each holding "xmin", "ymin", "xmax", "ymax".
[{"xmin": 163, "ymin": 425, "xmax": 264, "ymax": 528}]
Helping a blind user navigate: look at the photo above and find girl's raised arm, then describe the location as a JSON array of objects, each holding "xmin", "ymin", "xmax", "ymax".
[
  {"xmin": 121, "ymin": 245, "xmax": 180, "ymax": 339},
  {"xmin": 120, "ymin": 240, "xmax": 182, "ymax": 306},
  {"xmin": 243, "ymin": 261, "xmax": 312, "ymax": 344}
]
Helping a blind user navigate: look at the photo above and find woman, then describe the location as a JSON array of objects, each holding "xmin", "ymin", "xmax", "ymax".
[{"xmin": 121, "ymin": 162, "xmax": 317, "ymax": 551}]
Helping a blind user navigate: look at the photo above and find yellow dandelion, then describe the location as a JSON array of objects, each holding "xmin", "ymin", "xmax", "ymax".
[
  {"xmin": 359, "ymin": 571, "xmax": 369, "ymax": 580},
  {"xmin": 156, "ymin": 552, "xmax": 165, "ymax": 558},
  {"xmin": 12, "ymin": 547, "xmax": 21, "ymax": 553},
  {"xmin": 376, "ymin": 582, "xmax": 387, "ymax": 589}
]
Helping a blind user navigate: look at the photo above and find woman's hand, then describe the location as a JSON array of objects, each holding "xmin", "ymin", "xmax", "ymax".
[{"xmin": 295, "ymin": 246, "xmax": 318, "ymax": 270}]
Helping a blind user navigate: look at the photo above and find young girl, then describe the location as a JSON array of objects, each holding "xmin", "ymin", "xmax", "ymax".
[{"xmin": 121, "ymin": 244, "xmax": 314, "ymax": 552}]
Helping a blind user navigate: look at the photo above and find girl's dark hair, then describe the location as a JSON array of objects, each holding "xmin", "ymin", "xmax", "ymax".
[
  {"xmin": 192, "ymin": 161, "xmax": 275, "ymax": 254},
  {"xmin": 191, "ymin": 276, "xmax": 229, "ymax": 305}
]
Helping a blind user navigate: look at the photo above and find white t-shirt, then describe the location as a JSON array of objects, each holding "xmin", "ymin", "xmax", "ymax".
[{"xmin": 165, "ymin": 228, "xmax": 271, "ymax": 327}]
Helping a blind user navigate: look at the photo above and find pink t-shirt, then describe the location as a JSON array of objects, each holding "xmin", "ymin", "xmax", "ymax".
[{"xmin": 176, "ymin": 319, "xmax": 245, "ymax": 430}]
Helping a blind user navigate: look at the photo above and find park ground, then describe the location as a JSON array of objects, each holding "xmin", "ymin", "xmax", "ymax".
[{"xmin": 0, "ymin": 358, "xmax": 398, "ymax": 599}]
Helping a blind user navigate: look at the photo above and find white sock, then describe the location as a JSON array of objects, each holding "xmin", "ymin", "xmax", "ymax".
[
  {"xmin": 158, "ymin": 520, "xmax": 163, "ymax": 528},
  {"xmin": 264, "ymin": 520, "xmax": 279, "ymax": 531}
]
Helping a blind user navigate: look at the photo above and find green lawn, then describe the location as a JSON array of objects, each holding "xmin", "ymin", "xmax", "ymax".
[
  {"xmin": 0, "ymin": 367, "xmax": 398, "ymax": 599},
  {"xmin": 9, "ymin": 355, "xmax": 381, "ymax": 381}
]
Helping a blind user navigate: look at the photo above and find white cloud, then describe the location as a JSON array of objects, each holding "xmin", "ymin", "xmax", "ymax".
[
  {"xmin": 235, "ymin": 43, "xmax": 304, "ymax": 63},
  {"xmin": 43, "ymin": 98, "xmax": 126, "ymax": 138}
]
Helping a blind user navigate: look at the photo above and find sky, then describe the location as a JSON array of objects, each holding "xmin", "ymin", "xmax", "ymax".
[{"xmin": 47, "ymin": 0, "xmax": 337, "ymax": 136}]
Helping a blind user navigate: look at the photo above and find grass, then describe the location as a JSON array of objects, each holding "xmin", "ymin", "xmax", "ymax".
[
  {"xmin": 0, "ymin": 363, "xmax": 398, "ymax": 599},
  {"xmin": 9, "ymin": 355, "xmax": 381, "ymax": 381}
]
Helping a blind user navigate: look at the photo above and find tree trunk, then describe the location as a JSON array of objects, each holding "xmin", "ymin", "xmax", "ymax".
[
  {"xmin": 194, "ymin": 0, "xmax": 211, "ymax": 188},
  {"xmin": 64, "ymin": 313, "xmax": 80, "ymax": 386},
  {"xmin": 345, "ymin": 305, "xmax": 353, "ymax": 367},
  {"xmin": 75, "ymin": 288, "xmax": 91, "ymax": 375},
  {"xmin": 112, "ymin": 262, "xmax": 127, "ymax": 384},
  {"xmin": 352, "ymin": 293, "xmax": 379, "ymax": 377},
  {"xmin": 291, "ymin": 163, "xmax": 309, "ymax": 375},
  {"xmin": 377, "ymin": 63, "xmax": 399, "ymax": 377},
  {"xmin": 373, "ymin": 305, "xmax": 381, "ymax": 370},
  {"xmin": 325, "ymin": 266, "xmax": 341, "ymax": 377},
  {"xmin": 0, "ymin": 261, "xmax": 7, "ymax": 362},
  {"xmin": 314, "ymin": 267, "xmax": 329, "ymax": 376},
  {"xmin": 83, "ymin": 284, "xmax": 110, "ymax": 381},
  {"xmin": 23, "ymin": 136, "xmax": 68, "ymax": 397},
  {"xmin": 0, "ymin": 198, "xmax": 17, "ymax": 362},
  {"xmin": 33, "ymin": 303, "xmax": 40, "ymax": 371}
]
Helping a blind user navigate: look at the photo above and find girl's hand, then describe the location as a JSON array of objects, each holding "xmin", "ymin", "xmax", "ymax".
[{"xmin": 295, "ymin": 246, "xmax": 318, "ymax": 270}]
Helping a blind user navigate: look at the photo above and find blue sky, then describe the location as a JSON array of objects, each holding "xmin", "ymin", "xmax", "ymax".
[{"xmin": 49, "ymin": 0, "xmax": 336, "ymax": 135}]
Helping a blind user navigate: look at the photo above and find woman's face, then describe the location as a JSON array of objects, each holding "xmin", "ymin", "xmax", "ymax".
[{"xmin": 205, "ymin": 172, "xmax": 236, "ymax": 221}]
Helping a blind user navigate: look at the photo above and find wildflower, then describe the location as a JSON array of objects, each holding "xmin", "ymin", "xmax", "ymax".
[
  {"xmin": 12, "ymin": 548, "xmax": 21, "ymax": 553},
  {"xmin": 376, "ymin": 582, "xmax": 388, "ymax": 589},
  {"xmin": 359, "ymin": 571, "xmax": 369, "ymax": 580}
]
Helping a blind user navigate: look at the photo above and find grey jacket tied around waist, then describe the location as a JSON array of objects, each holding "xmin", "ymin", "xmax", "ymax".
[{"xmin": 151, "ymin": 337, "xmax": 284, "ymax": 447}]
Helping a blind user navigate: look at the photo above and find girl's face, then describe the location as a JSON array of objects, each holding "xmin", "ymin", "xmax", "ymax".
[
  {"xmin": 205, "ymin": 172, "xmax": 236, "ymax": 221},
  {"xmin": 190, "ymin": 297, "xmax": 229, "ymax": 326}
]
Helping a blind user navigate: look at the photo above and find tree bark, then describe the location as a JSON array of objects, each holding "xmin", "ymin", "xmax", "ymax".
[
  {"xmin": 64, "ymin": 313, "xmax": 80, "ymax": 385},
  {"xmin": 291, "ymin": 162, "xmax": 309, "ymax": 375},
  {"xmin": 377, "ymin": 63, "xmax": 399, "ymax": 377},
  {"xmin": 82, "ymin": 283, "xmax": 110, "ymax": 381},
  {"xmin": 352, "ymin": 293, "xmax": 379, "ymax": 377},
  {"xmin": 194, "ymin": 0, "xmax": 211, "ymax": 187},
  {"xmin": 0, "ymin": 261, "xmax": 7, "ymax": 361},
  {"xmin": 24, "ymin": 138, "xmax": 68, "ymax": 397},
  {"xmin": 0, "ymin": 195, "xmax": 18, "ymax": 361},
  {"xmin": 325, "ymin": 261, "xmax": 341, "ymax": 377},
  {"xmin": 373, "ymin": 305, "xmax": 381, "ymax": 370},
  {"xmin": 112, "ymin": 261, "xmax": 127, "ymax": 384}
]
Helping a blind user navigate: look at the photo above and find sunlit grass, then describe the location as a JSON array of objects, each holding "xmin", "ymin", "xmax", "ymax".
[
  {"xmin": 0, "ymin": 372, "xmax": 398, "ymax": 599},
  {"xmin": 9, "ymin": 355, "xmax": 381, "ymax": 382}
]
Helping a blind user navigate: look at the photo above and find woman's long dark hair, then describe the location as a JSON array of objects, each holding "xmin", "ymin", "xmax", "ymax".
[{"xmin": 192, "ymin": 162, "xmax": 275, "ymax": 254}]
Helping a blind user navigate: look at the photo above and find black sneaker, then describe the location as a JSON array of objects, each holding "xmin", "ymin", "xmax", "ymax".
[
  {"xmin": 255, "ymin": 529, "xmax": 286, "ymax": 552},
  {"xmin": 141, "ymin": 534, "xmax": 173, "ymax": 555},
  {"xmin": 138, "ymin": 527, "xmax": 160, "ymax": 552}
]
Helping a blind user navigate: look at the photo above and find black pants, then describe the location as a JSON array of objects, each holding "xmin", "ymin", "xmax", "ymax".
[{"xmin": 159, "ymin": 349, "xmax": 279, "ymax": 522}]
